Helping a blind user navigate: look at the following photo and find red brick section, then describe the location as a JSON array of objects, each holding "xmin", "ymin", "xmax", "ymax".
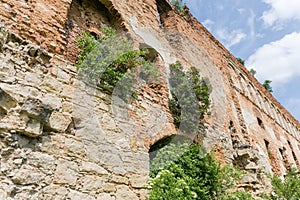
[
  {"xmin": 1, "ymin": 0, "xmax": 298, "ymax": 130},
  {"xmin": 0, "ymin": 0, "xmax": 72, "ymax": 54},
  {"xmin": 161, "ymin": 5, "xmax": 300, "ymax": 130},
  {"xmin": 64, "ymin": 0, "xmax": 111, "ymax": 63}
]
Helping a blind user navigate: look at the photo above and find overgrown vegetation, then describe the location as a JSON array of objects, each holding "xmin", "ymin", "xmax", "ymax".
[
  {"xmin": 150, "ymin": 60, "xmax": 254, "ymax": 199},
  {"xmin": 263, "ymin": 80, "xmax": 273, "ymax": 93},
  {"xmin": 236, "ymin": 57, "xmax": 245, "ymax": 65},
  {"xmin": 170, "ymin": 0, "xmax": 186, "ymax": 13},
  {"xmin": 149, "ymin": 141, "xmax": 254, "ymax": 200},
  {"xmin": 266, "ymin": 168, "xmax": 300, "ymax": 200},
  {"xmin": 249, "ymin": 68, "xmax": 257, "ymax": 76},
  {"xmin": 168, "ymin": 62, "xmax": 211, "ymax": 134},
  {"xmin": 76, "ymin": 28, "xmax": 160, "ymax": 101}
]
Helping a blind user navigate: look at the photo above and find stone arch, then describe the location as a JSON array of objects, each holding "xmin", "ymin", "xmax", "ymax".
[
  {"xmin": 139, "ymin": 43, "xmax": 161, "ymax": 62},
  {"xmin": 149, "ymin": 134, "xmax": 193, "ymax": 160}
]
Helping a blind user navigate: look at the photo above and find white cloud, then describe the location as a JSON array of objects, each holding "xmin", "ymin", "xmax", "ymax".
[
  {"xmin": 246, "ymin": 32, "xmax": 300, "ymax": 86},
  {"xmin": 237, "ymin": 8, "xmax": 245, "ymax": 14},
  {"xmin": 262, "ymin": 0, "xmax": 300, "ymax": 26},
  {"xmin": 286, "ymin": 98, "xmax": 300, "ymax": 121},
  {"xmin": 215, "ymin": 29, "xmax": 246, "ymax": 48},
  {"xmin": 247, "ymin": 10, "xmax": 256, "ymax": 38},
  {"xmin": 202, "ymin": 19, "xmax": 214, "ymax": 31}
]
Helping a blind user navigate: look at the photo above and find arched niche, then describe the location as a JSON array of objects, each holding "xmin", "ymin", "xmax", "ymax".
[
  {"xmin": 149, "ymin": 134, "xmax": 193, "ymax": 160},
  {"xmin": 64, "ymin": 0, "xmax": 125, "ymax": 63}
]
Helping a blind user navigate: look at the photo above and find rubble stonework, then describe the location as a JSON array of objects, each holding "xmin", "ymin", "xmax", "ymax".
[{"xmin": 0, "ymin": 0, "xmax": 300, "ymax": 199}]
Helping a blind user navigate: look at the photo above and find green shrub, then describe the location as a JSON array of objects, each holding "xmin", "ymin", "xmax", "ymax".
[
  {"xmin": 263, "ymin": 80, "xmax": 273, "ymax": 93},
  {"xmin": 249, "ymin": 68, "xmax": 257, "ymax": 76},
  {"xmin": 149, "ymin": 142, "xmax": 253, "ymax": 200},
  {"xmin": 170, "ymin": 0, "xmax": 185, "ymax": 13},
  {"xmin": 267, "ymin": 168, "xmax": 300, "ymax": 200},
  {"xmin": 236, "ymin": 57, "xmax": 245, "ymax": 65},
  {"xmin": 168, "ymin": 62, "xmax": 211, "ymax": 133},
  {"xmin": 76, "ymin": 28, "xmax": 160, "ymax": 101}
]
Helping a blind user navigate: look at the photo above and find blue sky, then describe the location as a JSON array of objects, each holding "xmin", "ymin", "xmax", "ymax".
[{"xmin": 184, "ymin": 0, "xmax": 300, "ymax": 121}]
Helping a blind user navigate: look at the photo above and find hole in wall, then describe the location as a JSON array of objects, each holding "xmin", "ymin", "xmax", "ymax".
[
  {"xmin": 139, "ymin": 43, "xmax": 159, "ymax": 62},
  {"xmin": 279, "ymin": 147, "xmax": 287, "ymax": 161},
  {"xmin": 287, "ymin": 140, "xmax": 299, "ymax": 166},
  {"xmin": 0, "ymin": 108, "xmax": 6, "ymax": 121},
  {"xmin": 257, "ymin": 117, "xmax": 264, "ymax": 129},
  {"xmin": 264, "ymin": 139, "xmax": 269, "ymax": 151},
  {"xmin": 292, "ymin": 151, "xmax": 298, "ymax": 164},
  {"xmin": 155, "ymin": 0, "xmax": 172, "ymax": 26},
  {"xmin": 149, "ymin": 135, "xmax": 191, "ymax": 160},
  {"xmin": 64, "ymin": 0, "xmax": 125, "ymax": 63}
]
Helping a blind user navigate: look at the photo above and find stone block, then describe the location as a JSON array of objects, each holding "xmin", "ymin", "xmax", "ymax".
[
  {"xmin": 80, "ymin": 161, "xmax": 108, "ymax": 175},
  {"xmin": 97, "ymin": 193, "xmax": 116, "ymax": 200},
  {"xmin": 130, "ymin": 174, "xmax": 148, "ymax": 188},
  {"xmin": 41, "ymin": 93, "xmax": 62, "ymax": 110},
  {"xmin": 24, "ymin": 118, "xmax": 43, "ymax": 137},
  {"xmin": 54, "ymin": 159, "xmax": 78, "ymax": 186},
  {"xmin": 63, "ymin": 136, "xmax": 86, "ymax": 158},
  {"xmin": 110, "ymin": 175, "xmax": 129, "ymax": 184},
  {"xmin": 24, "ymin": 71, "xmax": 42, "ymax": 85},
  {"xmin": 62, "ymin": 101, "xmax": 73, "ymax": 113},
  {"xmin": 11, "ymin": 166, "xmax": 45, "ymax": 185},
  {"xmin": 0, "ymin": 88, "xmax": 17, "ymax": 112},
  {"xmin": 49, "ymin": 111, "xmax": 72, "ymax": 132},
  {"xmin": 67, "ymin": 190, "xmax": 95, "ymax": 200},
  {"xmin": 52, "ymin": 67, "xmax": 71, "ymax": 83},
  {"xmin": 21, "ymin": 97, "xmax": 53, "ymax": 123},
  {"xmin": 40, "ymin": 184, "xmax": 68, "ymax": 199},
  {"xmin": 115, "ymin": 185, "xmax": 139, "ymax": 200},
  {"xmin": 27, "ymin": 152, "xmax": 55, "ymax": 171},
  {"xmin": 0, "ymin": 189, "xmax": 7, "ymax": 200},
  {"xmin": 40, "ymin": 76, "xmax": 63, "ymax": 93},
  {"xmin": 60, "ymin": 84, "xmax": 74, "ymax": 99},
  {"xmin": 79, "ymin": 175, "xmax": 106, "ymax": 192},
  {"xmin": 103, "ymin": 183, "xmax": 116, "ymax": 192}
]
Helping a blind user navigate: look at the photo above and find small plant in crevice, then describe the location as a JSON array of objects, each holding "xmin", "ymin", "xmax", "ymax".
[
  {"xmin": 168, "ymin": 61, "xmax": 212, "ymax": 134},
  {"xmin": 170, "ymin": 0, "xmax": 186, "ymax": 13},
  {"xmin": 236, "ymin": 57, "xmax": 245, "ymax": 65},
  {"xmin": 76, "ymin": 27, "xmax": 161, "ymax": 102},
  {"xmin": 249, "ymin": 68, "xmax": 257, "ymax": 76},
  {"xmin": 263, "ymin": 80, "xmax": 273, "ymax": 93}
]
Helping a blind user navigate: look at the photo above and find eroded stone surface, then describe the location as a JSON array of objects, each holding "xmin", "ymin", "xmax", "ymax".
[{"xmin": 0, "ymin": 0, "xmax": 299, "ymax": 199}]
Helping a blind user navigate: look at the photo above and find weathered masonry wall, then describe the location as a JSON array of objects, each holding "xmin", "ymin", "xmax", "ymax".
[
  {"xmin": 228, "ymin": 60, "xmax": 300, "ymax": 174},
  {"xmin": 1, "ymin": 0, "xmax": 300, "ymax": 199},
  {"xmin": 152, "ymin": 2, "xmax": 300, "ymax": 175},
  {"xmin": 0, "ymin": 26, "xmax": 174, "ymax": 199}
]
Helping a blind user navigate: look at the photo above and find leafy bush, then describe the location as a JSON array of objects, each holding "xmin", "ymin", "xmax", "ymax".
[
  {"xmin": 236, "ymin": 57, "xmax": 245, "ymax": 65},
  {"xmin": 267, "ymin": 168, "xmax": 300, "ymax": 200},
  {"xmin": 149, "ymin": 142, "xmax": 253, "ymax": 200},
  {"xmin": 168, "ymin": 62, "xmax": 211, "ymax": 133},
  {"xmin": 170, "ymin": 0, "xmax": 185, "ymax": 13},
  {"xmin": 263, "ymin": 80, "xmax": 273, "ymax": 93},
  {"xmin": 76, "ymin": 28, "xmax": 160, "ymax": 101},
  {"xmin": 249, "ymin": 68, "xmax": 257, "ymax": 76}
]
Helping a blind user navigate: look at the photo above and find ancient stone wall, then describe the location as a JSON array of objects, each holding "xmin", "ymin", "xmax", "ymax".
[
  {"xmin": 1, "ymin": 0, "xmax": 300, "ymax": 199},
  {"xmin": 0, "ymin": 26, "xmax": 175, "ymax": 199}
]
